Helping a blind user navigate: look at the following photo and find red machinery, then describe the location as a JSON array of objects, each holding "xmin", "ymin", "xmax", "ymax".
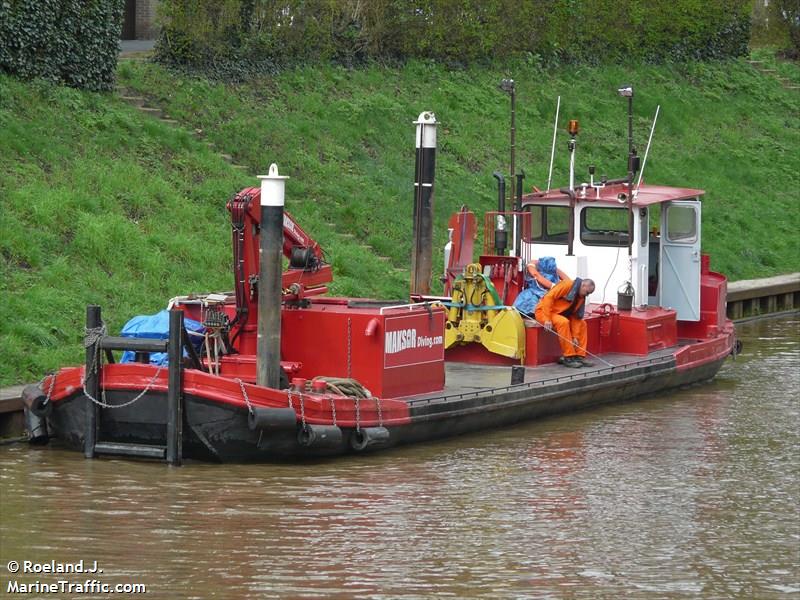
[
  {"xmin": 225, "ymin": 187, "xmax": 333, "ymax": 352},
  {"xmin": 173, "ymin": 186, "xmax": 446, "ymax": 398}
]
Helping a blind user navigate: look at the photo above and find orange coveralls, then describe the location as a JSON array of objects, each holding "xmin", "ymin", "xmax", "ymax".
[{"xmin": 534, "ymin": 278, "xmax": 588, "ymax": 358}]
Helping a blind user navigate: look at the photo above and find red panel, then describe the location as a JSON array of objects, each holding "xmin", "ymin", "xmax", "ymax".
[
  {"xmin": 674, "ymin": 321, "xmax": 735, "ymax": 371},
  {"xmin": 677, "ymin": 264, "xmax": 729, "ymax": 340},
  {"xmin": 281, "ymin": 302, "xmax": 445, "ymax": 398},
  {"xmin": 384, "ymin": 314, "xmax": 444, "ymax": 368},
  {"xmin": 524, "ymin": 322, "xmax": 562, "ymax": 365},
  {"xmin": 613, "ymin": 307, "xmax": 678, "ymax": 355},
  {"xmin": 215, "ymin": 355, "xmax": 302, "ymax": 383}
]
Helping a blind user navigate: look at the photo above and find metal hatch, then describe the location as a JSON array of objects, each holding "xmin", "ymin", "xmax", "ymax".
[{"xmin": 659, "ymin": 199, "xmax": 701, "ymax": 321}]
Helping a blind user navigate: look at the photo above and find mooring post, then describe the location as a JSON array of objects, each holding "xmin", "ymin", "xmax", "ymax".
[
  {"xmin": 166, "ymin": 309, "xmax": 184, "ymax": 466},
  {"xmin": 257, "ymin": 163, "xmax": 288, "ymax": 389},
  {"xmin": 410, "ymin": 111, "xmax": 437, "ymax": 296},
  {"xmin": 84, "ymin": 305, "xmax": 101, "ymax": 459}
]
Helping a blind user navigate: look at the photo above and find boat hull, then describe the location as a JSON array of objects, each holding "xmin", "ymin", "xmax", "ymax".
[{"xmin": 46, "ymin": 350, "xmax": 729, "ymax": 462}]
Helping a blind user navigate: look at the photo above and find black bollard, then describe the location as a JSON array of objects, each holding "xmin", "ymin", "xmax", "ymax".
[
  {"xmin": 84, "ymin": 305, "xmax": 101, "ymax": 458},
  {"xmin": 166, "ymin": 309, "xmax": 184, "ymax": 466}
]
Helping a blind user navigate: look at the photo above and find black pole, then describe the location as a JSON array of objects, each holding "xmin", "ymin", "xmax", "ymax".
[
  {"xmin": 411, "ymin": 111, "xmax": 437, "ymax": 296},
  {"xmin": 493, "ymin": 172, "xmax": 507, "ymax": 255},
  {"xmin": 514, "ymin": 171, "xmax": 525, "ymax": 254},
  {"xmin": 257, "ymin": 164, "xmax": 287, "ymax": 390},
  {"xmin": 626, "ymin": 91, "xmax": 634, "ymax": 257},
  {"xmin": 84, "ymin": 305, "xmax": 101, "ymax": 459},
  {"xmin": 499, "ymin": 79, "xmax": 516, "ymax": 201},
  {"xmin": 166, "ymin": 309, "xmax": 183, "ymax": 466},
  {"xmin": 510, "ymin": 85, "xmax": 516, "ymax": 202}
]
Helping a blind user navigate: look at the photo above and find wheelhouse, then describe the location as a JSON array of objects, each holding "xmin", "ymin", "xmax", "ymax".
[{"xmin": 488, "ymin": 182, "xmax": 704, "ymax": 321}]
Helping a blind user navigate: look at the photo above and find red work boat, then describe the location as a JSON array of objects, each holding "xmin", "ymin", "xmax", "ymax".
[{"xmin": 23, "ymin": 88, "xmax": 737, "ymax": 463}]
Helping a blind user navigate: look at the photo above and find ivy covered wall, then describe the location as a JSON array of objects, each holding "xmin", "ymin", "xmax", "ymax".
[{"xmin": 0, "ymin": 0, "xmax": 124, "ymax": 91}]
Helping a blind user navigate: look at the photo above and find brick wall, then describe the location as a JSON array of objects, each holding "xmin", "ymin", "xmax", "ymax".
[{"xmin": 134, "ymin": 0, "xmax": 159, "ymax": 40}]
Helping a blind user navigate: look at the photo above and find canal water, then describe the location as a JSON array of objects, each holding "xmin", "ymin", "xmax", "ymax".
[{"xmin": 1, "ymin": 317, "xmax": 798, "ymax": 598}]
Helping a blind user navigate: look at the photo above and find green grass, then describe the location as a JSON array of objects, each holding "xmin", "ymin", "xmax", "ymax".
[
  {"xmin": 116, "ymin": 56, "xmax": 800, "ymax": 280},
  {"xmin": 1, "ymin": 55, "xmax": 799, "ymax": 385}
]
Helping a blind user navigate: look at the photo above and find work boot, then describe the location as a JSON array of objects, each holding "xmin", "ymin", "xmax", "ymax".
[
  {"xmin": 574, "ymin": 357, "xmax": 594, "ymax": 367},
  {"xmin": 558, "ymin": 356, "xmax": 582, "ymax": 368}
]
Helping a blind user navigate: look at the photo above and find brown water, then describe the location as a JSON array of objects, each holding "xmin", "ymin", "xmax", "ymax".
[{"xmin": 1, "ymin": 317, "xmax": 798, "ymax": 599}]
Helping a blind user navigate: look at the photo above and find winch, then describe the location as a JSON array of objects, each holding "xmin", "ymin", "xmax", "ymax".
[{"xmin": 444, "ymin": 263, "xmax": 526, "ymax": 360}]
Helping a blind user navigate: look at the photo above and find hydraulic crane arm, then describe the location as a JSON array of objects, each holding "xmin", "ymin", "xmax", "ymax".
[{"xmin": 227, "ymin": 187, "xmax": 333, "ymax": 329}]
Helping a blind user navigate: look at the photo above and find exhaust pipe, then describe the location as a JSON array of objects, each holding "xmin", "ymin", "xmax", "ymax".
[
  {"xmin": 411, "ymin": 111, "xmax": 437, "ymax": 296},
  {"xmin": 514, "ymin": 171, "xmax": 525, "ymax": 255},
  {"xmin": 493, "ymin": 172, "xmax": 507, "ymax": 255},
  {"xmin": 257, "ymin": 164, "xmax": 288, "ymax": 389}
]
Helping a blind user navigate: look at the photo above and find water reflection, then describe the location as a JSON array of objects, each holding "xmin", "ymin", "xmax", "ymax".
[{"xmin": 1, "ymin": 318, "xmax": 798, "ymax": 598}]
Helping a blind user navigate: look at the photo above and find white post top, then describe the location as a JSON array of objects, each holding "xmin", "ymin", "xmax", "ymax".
[
  {"xmin": 257, "ymin": 163, "xmax": 289, "ymax": 207},
  {"xmin": 414, "ymin": 111, "xmax": 437, "ymax": 149},
  {"xmin": 414, "ymin": 111, "xmax": 436, "ymax": 125}
]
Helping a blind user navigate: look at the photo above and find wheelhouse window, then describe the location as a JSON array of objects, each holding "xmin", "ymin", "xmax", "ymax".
[
  {"xmin": 666, "ymin": 205, "xmax": 698, "ymax": 243},
  {"xmin": 580, "ymin": 207, "xmax": 629, "ymax": 247},
  {"xmin": 523, "ymin": 204, "xmax": 570, "ymax": 244}
]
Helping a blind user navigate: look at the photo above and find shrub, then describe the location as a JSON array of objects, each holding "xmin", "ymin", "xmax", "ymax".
[
  {"xmin": 777, "ymin": 0, "xmax": 800, "ymax": 58},
  {"xmin": 0, "ymin": 0, "xmax": 123, "ymax": 91},
  {"xmin": 155, "ymin": 0, "xmax": 752, "ymax": 79}
]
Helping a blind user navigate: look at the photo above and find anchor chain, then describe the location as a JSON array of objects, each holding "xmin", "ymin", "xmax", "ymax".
[
  {"xmin": 287, "ymin": 388, "xmax": 307, "ymax": 428},
  {"xmin": 375, "ymin": 396, "xmax": 383, "ymax": 427},
  {"xmin": 37, "ymin": 371, "xmax": 57, "ymax": 408},
  {"xmin": 235, "ymin": 378, "xmax": 254, "ymax": 416},
  {"xmin": 299, "ymin": 392, "xmax": 307, "ymax": 429}
]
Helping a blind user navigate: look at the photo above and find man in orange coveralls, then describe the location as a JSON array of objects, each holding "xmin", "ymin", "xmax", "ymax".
[{"xmin": 535, "ymin": 278, "xmax": 596, "ymax": 368}]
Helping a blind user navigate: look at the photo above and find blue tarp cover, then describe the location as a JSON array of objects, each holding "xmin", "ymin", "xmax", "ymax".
[{"xmin": 119, "ymin": 310, "xmax": 205, "ymax": 365}]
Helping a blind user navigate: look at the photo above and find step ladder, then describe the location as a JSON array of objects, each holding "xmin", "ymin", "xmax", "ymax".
[{"xmin": 82, "ymin": 305, "xmax": 201, "ymax": 465}]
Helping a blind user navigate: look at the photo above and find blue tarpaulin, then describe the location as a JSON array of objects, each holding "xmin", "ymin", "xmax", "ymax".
[{"xmin": 119, "ymin": 310, "xmax": 205, "ymax": 365}]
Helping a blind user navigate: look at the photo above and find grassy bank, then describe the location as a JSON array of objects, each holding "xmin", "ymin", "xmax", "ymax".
[
  {"xmin": 2, "ymin": 55, "xmax": 799, "ymax": 384},
  {"xmin": 116, "ymin": 55, "xmax": 799, "ymax": 280}
]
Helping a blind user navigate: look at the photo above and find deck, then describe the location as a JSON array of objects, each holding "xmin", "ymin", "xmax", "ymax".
[{"xmin": 408, "ymin": 347, "xmax": 679, "ymax": 407}]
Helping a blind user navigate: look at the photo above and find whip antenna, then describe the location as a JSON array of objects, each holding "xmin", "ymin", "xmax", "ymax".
[
  {"xmin": 546, "ymin": 96, "xmax": 561, "ymax": 192},
  {"xmin": 635, "ymin": 105, "xmax": 660, "ymax": 193}
]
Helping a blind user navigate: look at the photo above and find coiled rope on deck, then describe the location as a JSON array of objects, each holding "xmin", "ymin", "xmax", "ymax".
[
  {"xmin": 308, "ymin": 377, "xmax": 383, "ymax": 429},
  {"xmin": 309, "ymin": 377, "xmax": 372, "ymax": 399}
]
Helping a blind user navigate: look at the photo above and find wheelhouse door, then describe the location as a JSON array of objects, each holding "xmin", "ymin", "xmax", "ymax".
[{"xmin": 659, "ymin": 200, "xmax": 701, "ymax": 321}]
